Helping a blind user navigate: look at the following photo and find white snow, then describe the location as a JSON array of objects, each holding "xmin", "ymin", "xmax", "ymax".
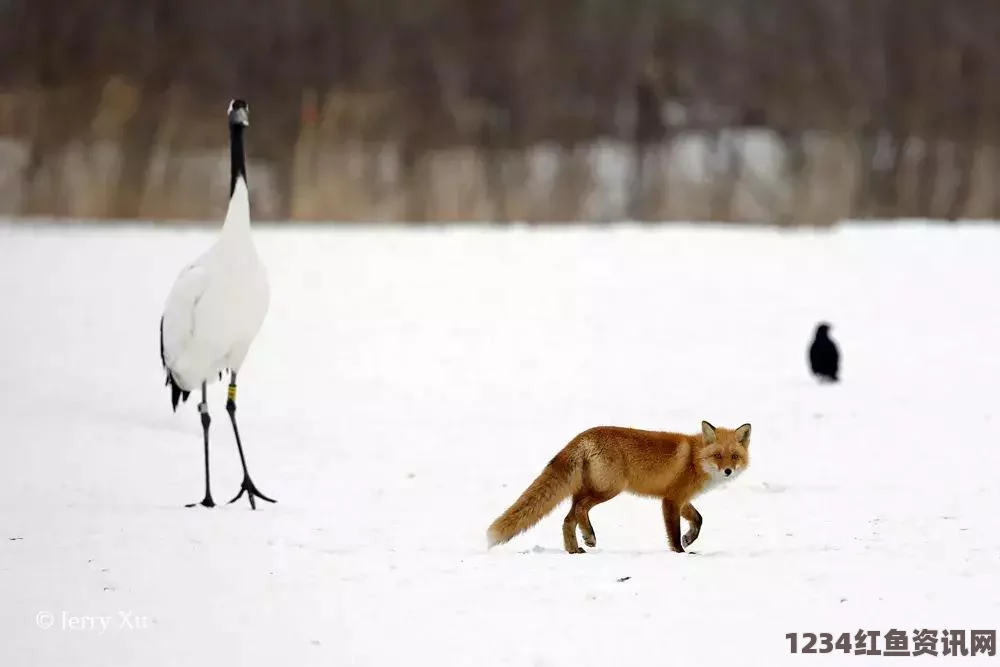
[{"xmin": 1, "ymin": 219, "xmax": 999, "ymax": 665}]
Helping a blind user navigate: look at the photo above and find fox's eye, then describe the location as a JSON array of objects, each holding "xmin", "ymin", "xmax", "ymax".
[{"xmin": 713, "ymin": 453, "xmax": 723, "ymax": 460}]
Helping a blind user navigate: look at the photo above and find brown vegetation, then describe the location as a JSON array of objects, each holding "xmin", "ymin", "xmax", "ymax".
[{"xmin": 0, "ymin": 0, "xmax": 998, "ymax": 224}]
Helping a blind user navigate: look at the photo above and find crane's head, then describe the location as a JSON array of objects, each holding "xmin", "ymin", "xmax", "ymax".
[{"xmin": 228, "ymin": 99, "xmax": 249, "ymax": 127}]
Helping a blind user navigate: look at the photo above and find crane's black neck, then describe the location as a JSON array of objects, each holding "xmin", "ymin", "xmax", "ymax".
[{"xmin": 229, "ymin": 123, "xmax": 247, "ymax": 197}]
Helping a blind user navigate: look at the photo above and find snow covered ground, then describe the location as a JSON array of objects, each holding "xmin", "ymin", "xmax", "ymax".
[{"xmin": 1, "ymin": 219, "xmax": 999, "ymax": 665}]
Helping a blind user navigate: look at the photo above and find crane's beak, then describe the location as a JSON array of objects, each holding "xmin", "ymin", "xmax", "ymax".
[{"xmin": 229, "ymin": 107, "xmax": 249, "ymax": 127}]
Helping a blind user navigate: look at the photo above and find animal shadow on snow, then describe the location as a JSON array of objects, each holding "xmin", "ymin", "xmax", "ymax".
[{"xmin": 517, "ymin": 544, "xmax": 839, "ymax": 558}]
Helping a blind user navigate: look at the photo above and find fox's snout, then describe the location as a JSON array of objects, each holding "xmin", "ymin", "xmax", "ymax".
[{"xmin": 700, "ymin": 445, "xmax": 747, "ymax": 481}]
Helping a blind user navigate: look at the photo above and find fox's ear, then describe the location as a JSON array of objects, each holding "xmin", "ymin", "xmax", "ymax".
[
  {"xmin": 701, "ymin": 420, "xmax": 717, "ymax": 443},
  {"xmin": 735, "ymin": 423, "xmax": 751, "ymax": 447}
]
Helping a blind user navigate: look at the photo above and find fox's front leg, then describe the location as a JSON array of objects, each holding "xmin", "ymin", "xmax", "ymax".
[
  {"xmin": 681, "ymin": 503, "xmax": 703, "ymax": 548},
  {"xmin": 661, "ymin": 499, "xmax": 685, "ymax": 553}
]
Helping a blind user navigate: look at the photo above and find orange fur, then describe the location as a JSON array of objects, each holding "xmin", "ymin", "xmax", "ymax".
[{"xmin": 486, "ymin": 420, "xmax": 750, "ymax": 553}]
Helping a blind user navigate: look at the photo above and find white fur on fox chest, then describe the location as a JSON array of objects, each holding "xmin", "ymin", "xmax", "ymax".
[{"xmin": 692, "ymin": 462, "xmax": 740, "ymax": 498}]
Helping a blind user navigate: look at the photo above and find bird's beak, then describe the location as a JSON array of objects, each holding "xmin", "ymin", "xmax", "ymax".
[{"xmin": 230, "ymin": 108, "xmax": 249, "ymax": 127}]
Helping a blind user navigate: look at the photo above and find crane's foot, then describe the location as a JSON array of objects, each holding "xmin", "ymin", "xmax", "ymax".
[
  {"xmin": 228, "ymin": 475, "xmax": 276, "ymax": 510},
  {"xmin": 185, "ymin": 494, "xmax": 216, "ymax": 508}
]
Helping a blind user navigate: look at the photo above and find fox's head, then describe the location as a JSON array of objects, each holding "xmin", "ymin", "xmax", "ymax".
[{"xmin": 696, "ymin": 420, "xmax": 750, "ymax": 484}]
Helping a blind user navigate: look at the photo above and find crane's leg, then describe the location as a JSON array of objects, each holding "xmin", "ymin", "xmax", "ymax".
[
  {"xmin": 185, "ymin": 382, "xmax": 215, "ymax": 508},
  {"xmin": 225, "ymin": 372, "xmax": 276, "ymax": 509}
]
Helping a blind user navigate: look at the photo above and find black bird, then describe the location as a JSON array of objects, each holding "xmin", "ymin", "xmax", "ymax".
[{"xmin": 808, "ymin": 322, "xmax": 839, "ymax": 382}]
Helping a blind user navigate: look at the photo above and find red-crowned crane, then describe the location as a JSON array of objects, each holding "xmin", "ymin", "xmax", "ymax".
[{"xmin": 159, "ymin": 99, "xmax": 275, "ymax": 510}]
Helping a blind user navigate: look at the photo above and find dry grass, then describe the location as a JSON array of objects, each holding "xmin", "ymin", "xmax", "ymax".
[{"xmin": 0, "ymin": 84, "xmax": 997, "ymax": 224}]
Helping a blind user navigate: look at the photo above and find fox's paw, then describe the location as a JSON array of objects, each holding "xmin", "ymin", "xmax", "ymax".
[
  {"xmin": 583, "ymin": 532, "xmax": 597, "ymax": 548},
  {"xmin": 568, "ymin": 547, "xmax": 587, "ymax": 554},
  {"xmin": 681, "ymin": 533, "xmax": 696, "ymax": 548}
]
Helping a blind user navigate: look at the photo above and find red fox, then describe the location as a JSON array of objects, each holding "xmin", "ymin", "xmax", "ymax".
[{"xmin": 486, "ymin": 420, "xmax": 750, "ymax": 553}]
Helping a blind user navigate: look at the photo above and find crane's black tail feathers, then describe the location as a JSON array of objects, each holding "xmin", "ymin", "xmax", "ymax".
[{"xmin": 160, "ymin": 316, "xmax": 190, "ymax": 412}]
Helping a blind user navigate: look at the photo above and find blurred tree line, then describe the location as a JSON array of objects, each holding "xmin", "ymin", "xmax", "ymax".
[{"xmin": 0, "ymin": 0, "xmax": 998, "ymax": 224}]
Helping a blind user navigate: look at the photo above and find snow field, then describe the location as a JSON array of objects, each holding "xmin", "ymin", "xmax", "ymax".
[{"xmin": 1, "ymin": 220, "xmax": 999, "ymax": 665}]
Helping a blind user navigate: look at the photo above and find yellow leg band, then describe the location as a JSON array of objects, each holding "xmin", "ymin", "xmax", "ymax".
[{"xmin": 227, "ymin": 384, "xmax": 237, "ymax": 401}]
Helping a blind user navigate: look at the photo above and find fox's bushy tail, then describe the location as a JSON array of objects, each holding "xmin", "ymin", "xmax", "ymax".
[{"xmin": 487, "ymin": 448, "xmax": 580, "ymax": 548}]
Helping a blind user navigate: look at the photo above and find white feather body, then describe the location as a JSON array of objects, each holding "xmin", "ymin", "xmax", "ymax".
[{"xmin": 160, "ymin": 177, "xmax": 268, "ymax": 391}]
